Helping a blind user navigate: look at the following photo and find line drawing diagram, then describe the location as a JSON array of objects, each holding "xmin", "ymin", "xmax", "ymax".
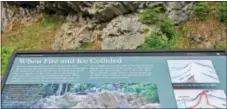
[
  {"xmin": 174, "ymin": 89, "xmax": 226, "ymax": 108},
  {"xmin": 167, "ymin": 60, "xmax": 220, "ymax": 83}
]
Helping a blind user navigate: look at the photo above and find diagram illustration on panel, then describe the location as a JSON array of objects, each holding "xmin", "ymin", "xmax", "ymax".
[
  {"xmin": 174, "ymin": 89, "xmax": 226, "ymax": 108},
  {"xmin": 167, "ymin": 60, "xmax": 220, "ymax": 83}
]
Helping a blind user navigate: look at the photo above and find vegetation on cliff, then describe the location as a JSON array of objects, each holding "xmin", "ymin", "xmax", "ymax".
[
  {"xmin": 1, "ymin": 1, "xmax": 227, "ymax": 75},
  {"xmin": 1, "ymin": 13, "xmax": 63, "ymax": 75},
  {"xmin": 138, "ymin": 1, "xmax": 226, "ymax": 50}
]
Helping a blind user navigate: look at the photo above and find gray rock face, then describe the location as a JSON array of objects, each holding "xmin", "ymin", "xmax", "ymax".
[
  {"xmin": 3, "ymin": 1, "xmax": 195, "ymax": 50},
  {"xmin": 54, "ymin": 16, "xmax": 101, "ymax": 50},
  {"xmin": 3, "ymin": 1, "xmax": 194, "ymax": 25},
  {"xmin": 1, "ymin": 2, "xmax": 40, "ymax": 32},
  {"xmin": 55, "ymin": 13, "xmax": 150, "ymax": 50},
  {"xmin": 166, "ymin": 2, "xmax": 194, "ymax": 24},
  {"xmin": 37, "ymin": 91, "xmax": 161, "ymax": 108},
  {"xmin": 3, "ymin": 1, "xmax": 146, "ymax": 22},
  {"xmin": 101, "ymin": 14, "xmax": 146, "ymax": 50},
  {"xmin": 168, "ymin": 10, "xmax": 188, "ymax": 25}
]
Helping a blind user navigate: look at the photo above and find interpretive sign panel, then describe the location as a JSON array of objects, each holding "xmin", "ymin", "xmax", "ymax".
[{"xmin": 1, "ymin": 50, "xmax": 226, "ymax": 108}]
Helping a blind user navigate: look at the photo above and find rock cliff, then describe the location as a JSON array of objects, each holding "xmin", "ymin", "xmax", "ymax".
[
  {"xmin": 5, "ymin": 1, "xmax": 216, "ymax": 50},
  {"xmin": 2, "ymin": 2, "xmax": 193, "ymax": 23},
  {"xmin": 35, "ymin": 91, "xmax": 161, "ymax": 108}
]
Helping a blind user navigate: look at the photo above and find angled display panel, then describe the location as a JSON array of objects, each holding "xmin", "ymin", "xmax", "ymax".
[{"xmin": 1, "ymin": 50, "xmax": 226, "ymax": 108}]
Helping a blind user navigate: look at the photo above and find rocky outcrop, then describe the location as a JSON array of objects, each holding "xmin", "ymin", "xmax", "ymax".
[
  {"xmin": 51, "ymin": 1, "xmax": 194, "ymax": 50},
  {"xmin": 165, "ymin": 2, "xmax": 194, "ymax": 24},
  {"xmin": 3, "ymin": 2, "xmax": 150, "ymax": 22},
  {"xmin": 55, "ymin": 14, "xmax": 151, "ymax": 50},
  {"xmin": 35, "ymin": 91, "xmax": 161, "ymax": 108},
  {"xmin": 1, "ymin": 2, "xmax": 41, "ymax": 32},
  {"xmin": 54, "ymin": 15, "xmax": 102, "ymax": 50},
  {"xmin": 3, "ymin": 1, "xmax": 194, "ymax": 24},
  {"xmin": 101, "ymin": 14, "xmax": 148, "ymax": 50},
  {"xmin": 2, "ymin": 1, "xmax": 195, "ymax": 50}
]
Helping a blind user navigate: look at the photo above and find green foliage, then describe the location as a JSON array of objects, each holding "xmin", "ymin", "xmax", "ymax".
[
  {"xmin": 7, "ymin": 34, "xmax": 17, "ymax": 40},
  {"xmin": 69, "ymin": 83, "xmax": 97, "ymax": 92},
  {"xmin": 215, "ymin": 41, "xmax": 227, "ymax": 48},
  {"xmin": 168, "ymin": 34, "xmax": 180, "ymax": 49},
  {"xmin": 192, "ymin": 2, "xmax": 209, "ymax": 20},
  {"xmin": 75, "ymin": 42, "xmax": 94, "ymax": 50},
  {"xmin": 218, "ymin": 2, "xmax": 227, "ymax": 24},
  {"xmin": 125, "ymin": 84, "xmax": 143, "ymax": 94},
  {"xmin": 159, "ymin": 18, "xmax": 176, "ymax": 40},
  {"xmin": 138, "ymin": 18, "xmax": 180, "ymax": 50},
  {"xmin": 2, "ymin": 13, "xmax": 63, "ymax": 76},
  {"xmin": 124, "ymin": 84, "xmax": 159, "ymax": 103},
  {"xmin": 137, "ymin": 30, "xmax": 169, "ymax": 49},
  {"xmin": 1, "ymin": 47, "xmax": 14, "ymax": 75},
  {"xmin": 139, "ymin": 6, "xmax": 164, "ymax": 24},
  {"xmin": 141, "ymin": 85, "xmax": 159, "ymax": 102}
]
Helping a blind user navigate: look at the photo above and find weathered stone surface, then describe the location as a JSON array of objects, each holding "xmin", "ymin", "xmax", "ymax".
[
  {"xmin": 101, "ymin": 14, "xmax": 146, "ymax": 50},
  {"xmin": 54, "ymin": 16, "xmax": 101, "ymax": 50},
  {"xmin": 166, "ymin": 2, "xmax": 183, "ymax": 10},
  {"xmin": 3, "ymin": 1, "xmax": 194, "ymax": 25},
  {"xmin": 36, "ymin": 91, "xmax": 161, "ymax": 108},
  {"xmin": 168, "ymin": 10, "xmax": 188, "ymax": 25},
  {"xmin": 2, "ymin": 1, "xmax": 196, "ymax": 50},
  {"xmin": 1, "ymin": 2, "xmax": 41, "ymax": 32},
  {"xmin": 166, "ymin": 2, "xmax": 194, "ymax": 25}
]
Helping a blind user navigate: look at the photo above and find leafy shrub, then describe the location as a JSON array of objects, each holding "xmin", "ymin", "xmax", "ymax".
[
  {"xmin": 124, "ymin": 84, "xmax": 159, "ymax": 103},
  {"xmin": 139, "ymin": 6, "xmax": 165, "ymax": 24},
  {"xmin": 137, "ymin": 18, "xmax": 180, "ymax": 50},
  {"xmin": 1, "ymin": 46, "xmax": 14, "ymax": 75},
  {"xmin": 141, "ymin": 85, "xmax": 159, "ymax": 103},
  {"xmin": 159, "ymin": 18, "xmax": 176, "ymax": 40},
  {"xmin": 138, "ymin": 30, "xmax": 169, "ymax": 49},
  {"xmin": 218, "ymin": 2, "xmax": 227, "ymax": 24},
  {"xmin": 215, "ymin": 41, "xmax": 227, "ymax": 48},
  {"xmin": 75, "ymin": 42, "xmax": 94, "ymax": 50},
  {"xmin": 191, "ymin": 2, "xmax": 209, "ymax": 20}
]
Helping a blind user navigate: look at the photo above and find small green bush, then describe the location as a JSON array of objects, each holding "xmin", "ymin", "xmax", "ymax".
[
  {"xmin": 218, "ymin": 2, "xmax": 227, "ymax": 24},
  {"xmin": 139, "ymin": 6, "xmax": 164, "ymax": 24},
  {"xmin": 192, "ymin": 2, "xmax": 209, "ymax": 20},
  {"xmin": 138, "ymin": 30, "xmax": 169, "ymax": 49},
  {"xmin": 215, "ymin": 41, "xmax": 227, "ymax": 48},
  {"xmin": 137, "ymin": 18, "xmax": 180, "ymax": 50},
  {"xmin": 141, "ymin": 85, "xmax": 159, "ymax": 102},
  {"xmin": 1, "ymin": 46, "xmax": 14, "ymax": 75},
  {"xmin": 159, "ymin": 18, "xmax": 176, "ymax": 40},
  {"xmin": 124, "ymin": 84, "xmax": 159, "ymax": 103}
]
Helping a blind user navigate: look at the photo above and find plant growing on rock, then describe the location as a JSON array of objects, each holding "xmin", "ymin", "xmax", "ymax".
[
  {"xmin": 191, "ymin": 2, "xmax": 209, "ymax": 20},
  {"xmin": 159, "ymin": 18, "xmax": 176, "ymax": 40},
  {"xmin": 139, "ymin": 6, "xmax": 165, "ymax": 24},
  {"xmin": 1, "ymin": 46, "xmax": 14, "ymax": 75},
  {"xmin": 215, "ymin": 41, "xmax": 227, "ymax": 48},
  {"xmin": 218, "ymin": 2, "xmax": 227, "ymax": 24},
  {"xmin": 138, "ymin": 30, "xmax": 169, "ymax": 49},
  {"xmin": 141, "ymin": 85, "xmax": 159, "ymax": 103},
  {"xmin": 137, "ymin": 18, "xmax": 180, "ymax": 50}
]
